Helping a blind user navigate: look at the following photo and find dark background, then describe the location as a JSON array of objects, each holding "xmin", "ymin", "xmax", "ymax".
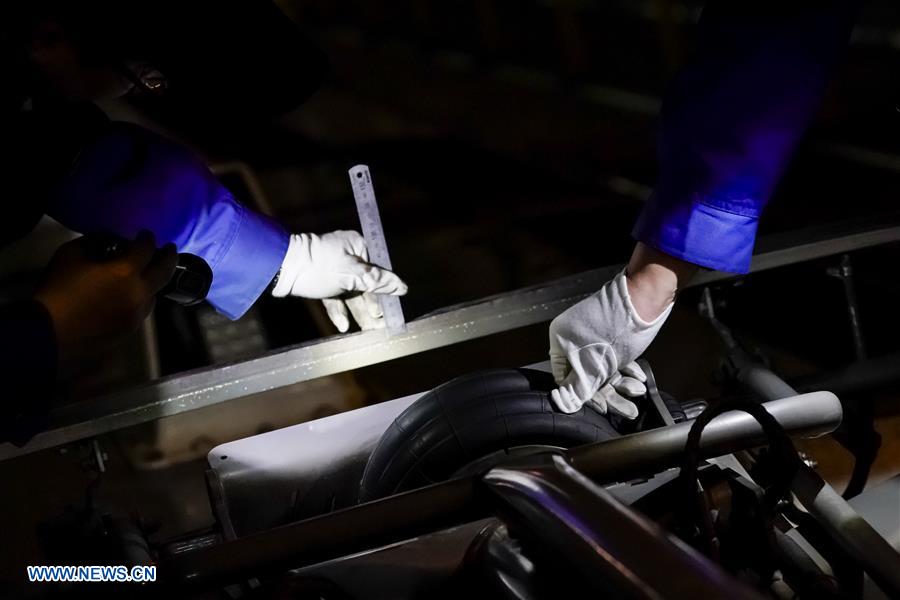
[{"xmin": 2, "ymin": 0, "xmax": 900, "ymax": 588}]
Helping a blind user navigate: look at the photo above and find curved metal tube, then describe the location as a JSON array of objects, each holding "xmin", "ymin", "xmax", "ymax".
[
  {"xmin": 570, "ymin": 391, "xmax": 842, "ymax": 483},
  {"xmin": 163, "ymin": 391, "xmax": 845, "ymax": 588},
  {"xmin": 484, "ymin": 454, "xmax": 763, "ymax": 600},
  {"xmin": 792, "ymin": 465, "xmax": 900, "ymax": 597},
  {"xmin": 731, "ymin": 362, "xmax": 900, "ymax": 598}
]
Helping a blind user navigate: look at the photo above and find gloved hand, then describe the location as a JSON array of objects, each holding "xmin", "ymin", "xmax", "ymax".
[
  {"xmin": 548, "ymin": 270, "xmax": 672, "ymax": 418},
  {"xmin": 271, "ymin": 230, "xmax": 408, "ymax": 332},
  {"xmin": 583, "ymin": 361, "xmax": 647, "ymax": 419}
]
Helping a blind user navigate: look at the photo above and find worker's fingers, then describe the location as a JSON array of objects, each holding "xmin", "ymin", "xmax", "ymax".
[
  {"xmin": 142, "ymin": 243, "xmax": 178, "ymax": 294},
  {"xmin": 123, "ymin": 230, "xmax": 158, "ymax": 269},
  {"xmin": 563, "ymin": 385, "xmax": 581, "ymax": 413},
  {"xmin": 551, "ymin": 385, "xmax": 582, "ymax": 414},
  {"xmin": 549, "ymin": 354, "xmax": 569, "ymax": 385},
  {"xmin": 322, "ymin": 298, "xmax": 350, "ymax": 333},
  {"xmin": 587, "ymin": 388, "xmax": 610, "ymax": 416},
  {"xmin": 611, "ymin": 374, "xmax": 647, "ymax": 398},
  {"xmin": 345, "ymin": 294, "xmax": 385, "ymax": 331},
  {"xmin": 340, "ymin": 263, "xmax": 408, "ymax": 295},
  {"xmin": 619, "ymin": 361, "xmax": 647, "ymax": 383},
  {"xmin": 602, "ymin": 385, "xmax": 640, "ymax": 420},
  {"xmin": 559, "ymin": 367, "xmax": 599, "ymax": 408},
  {"xmin": 338, "ymin": 230, "xmax": 368, "ymax": 260},
  {"xmin": 550, "ymin": 388, "xmax": 563, "ymax": 411},
  {"xmin": 362, "ymin": 292, "xmax": 383, "ymax": 320}
]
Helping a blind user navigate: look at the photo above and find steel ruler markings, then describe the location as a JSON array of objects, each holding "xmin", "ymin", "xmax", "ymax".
[{"xmin": 349, "ymin": 165, "xmax": 407, "ymax": 334}]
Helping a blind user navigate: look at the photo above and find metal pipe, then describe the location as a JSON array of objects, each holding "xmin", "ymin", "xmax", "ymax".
[
  {"xmin": 738, "ymin": 365, "xmax": 799, "ymax": 401},
  {"xmin": 570, "ymin": 391, "xmax": 842, "ymax": 483},
  {"xmin": 162, "ymin": 476, "xmax": 485, "ymax": 587},
  {"xmin": 792, "ymin": 465, "xmax": 900, "ymax": 598},
  {"xmin": 484, "ymin": 454, "xmax": 763, "ymax": 600},
  {"xmin": 827, "ymin": 254, "xmax": 867, "ymax": 361},
  {"xmin": 2, "ymin": 221, "xmax": 899, "ymax": 460},
  {"xmin": 162, "ymin": 392, "xmax": 841, "ymax": 588},
  {"xmin": 724, "ymin": 358, "xmax": 900, "ymax": 598}
]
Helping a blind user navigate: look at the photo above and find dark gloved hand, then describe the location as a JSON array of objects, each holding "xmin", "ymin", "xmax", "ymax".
[{"xmin": 34, "ymin": 230, "xmax": 177, "ymax": 368}]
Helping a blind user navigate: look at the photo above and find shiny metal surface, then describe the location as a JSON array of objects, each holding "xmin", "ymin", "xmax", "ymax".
[
  {"xmin": 163, "ymin": 389, "xmax": 842, "ymax": 588},
  {"xmin": 719, "ymin": 352, "xmax": 900, "ymax": 599},
  {"xmin": 793, "ymin": 465, "xmax": 900, "ymax": 598},
  {"xmin": 2, "ymin": 221, "xmax": 898, "ymax": 460},
  {"xmin": 849, "ymin": 475, "xmax": 900, "ymax": 600},
  {"xmin": 484, "ymin": 454, "xmax": 763, "ymax": 599},
  {"xmin": 212, "ymin": 363, "xmax": 551, "ymax": 536},
  {"xmin": 284, "ymin": 520, "xmax": 494, "ymax": 598},
  {"xmin": 162, "ymin": 475, "xmax": 486, "ymax": 587},
  {"xmin": 208, "ymin": 391, "xmax": 423, "ymax": 536},
  {"xmin": 570, "ymin": 391, "xmax": 843, "ymax": 483}
]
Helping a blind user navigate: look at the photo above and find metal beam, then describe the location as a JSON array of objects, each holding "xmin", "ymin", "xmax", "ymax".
[
  {"xmin": 484, "ymin": 454, "xmax": 764, "ymax": 599},
  {"xmin": 2, "ymin": 220, "xmax": 899, "ymax": 460},
  {"xmin": 162, "ymin": 392, "xmax": 840, "ymax": 588}
]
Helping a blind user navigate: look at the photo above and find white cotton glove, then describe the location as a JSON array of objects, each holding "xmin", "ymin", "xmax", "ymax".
[
  {"xmin": 271, "ymin": 231, "xmax": 408, "ymax": 333},
  {"xmin": 589, "ymin": 362, "xmax": 648, "ymax": 419},
  {"xmin": 548, "ymin": 270, "xmax": 672, "ymax": 418}
]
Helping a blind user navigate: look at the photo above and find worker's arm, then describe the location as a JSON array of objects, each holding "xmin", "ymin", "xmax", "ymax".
[
  {"xmin": 47, "ymin": 123, "xmax": 406, "ymax": 326},
  {"xmin": 549, "ymin": 0, "xmax": 859, "ymax": 416},
  {"xmin": 633, "ymin": 0, "xmax": 859, "ymax": 274},
  {"xmin": 46, "ymin": 123, "xmax": 288, "ymax": 320}
]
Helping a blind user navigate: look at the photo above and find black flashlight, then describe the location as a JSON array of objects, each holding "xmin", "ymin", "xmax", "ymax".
[{"xmin": 82, "ymin": 233, "xmax": 212, "ymax": 306}]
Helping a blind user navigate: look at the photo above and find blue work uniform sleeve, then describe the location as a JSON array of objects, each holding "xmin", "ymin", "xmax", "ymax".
[
  {"xmin": 633, "ymin": 1, "xmax": 859, "ymax": 273},
  {"xmin": 46, "ymin": 123, "xmax": 289, "ymax": 320},
  {"xmin": 0, "ymin": 300, "xmax": 57, "ymax": 445}
]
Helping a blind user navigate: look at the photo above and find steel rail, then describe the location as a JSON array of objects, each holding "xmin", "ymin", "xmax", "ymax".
[{"xmin": 2, "ymin": 220, "xmax": 899, "ymax": 460}]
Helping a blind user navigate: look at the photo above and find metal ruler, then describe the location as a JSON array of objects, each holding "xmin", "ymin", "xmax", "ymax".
[{"xmin": 349, "ymin": 165, "xmax": 407, "ymax": 334}]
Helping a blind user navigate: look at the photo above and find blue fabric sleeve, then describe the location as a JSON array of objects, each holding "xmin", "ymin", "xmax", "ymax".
[
  {"xmin": 47, "ymin": 123, "xmax": 289, "ymax": 319},
  {"xmin": 633, "ymin": 1, "xmax": 859, "ymax": 273}
]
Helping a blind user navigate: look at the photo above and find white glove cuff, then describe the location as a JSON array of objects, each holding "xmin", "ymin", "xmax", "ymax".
[
  {"xmin": 271, "ymin": 234, "xmax": 307, "ymax": 297},
  {"xmin": 616, "ymin": 269, "xmax": 674, "ymax": 329}
]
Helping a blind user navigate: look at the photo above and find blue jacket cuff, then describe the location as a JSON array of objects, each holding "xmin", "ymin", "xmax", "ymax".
[
  {"xmin": 632, "ymin": 195, "xmax": 759, "ymax": 274},
  {"xmin": 207, "ymin": 204, "xmax": 289, "ymax": 320}
]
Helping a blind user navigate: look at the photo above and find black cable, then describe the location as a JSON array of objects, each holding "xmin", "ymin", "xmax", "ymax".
[{"xmin": 678, "ymin": 400, "xmax": 803, "ymax": 557}]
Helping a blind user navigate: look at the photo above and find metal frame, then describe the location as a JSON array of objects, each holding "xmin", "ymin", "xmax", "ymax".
[
  {"xmin": 160, "ymin": 391, "xmax": 840, "ymax": 588},
  {"xmin": 699, "ymin": 298, "xmax": 900, "ymax": 598},
  {"xmin": 483, "ymin": 454, "xmax": 763, "ymax": 599},
  {"xmin": 2, "ymin": 219, "xmax": 899, "ymax": 460}
]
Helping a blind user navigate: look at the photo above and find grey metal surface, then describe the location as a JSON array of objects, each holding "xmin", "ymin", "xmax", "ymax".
[
  {"xmin": 850, "ymin": 475, "xmax": 900, "ymax": 553},
  {"xmin": 711, "ymin": 347, "xmax": 900, "ymax": 599},
  {"xmin": 793, "ymin": 466, "xmax": 900, "ymax": 599},
  {"xmin": 571, "ymin": 391, "xmax": 842, "ymax": 483},
  {"xmin": 208, "ymin": 374, "xmax": 834, "ymax": 542},
  {"xmin": 208, "ymin": 362, "xmax": 554, "ymax": 535},
  {"xmin": 209, "ymin": 391, "xmax": 424, "ymax": 536},
  {"xmin": 484, "ymin": 453, "xmax": 763, "ymax": 599},
  {"xmin": 3, "ymin": 221, "xmax": 899, "ymax": 460},
  {"xmin": 850, "ymin": 475, "xmax": 900, "ymax": 600},
  {"xmin": 162, "ymin": 389, "xmax": 844, "ymax": 588},
  {"xmin": 284, "ymin": 520, "xmax": 494, "ymax": 598}
]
